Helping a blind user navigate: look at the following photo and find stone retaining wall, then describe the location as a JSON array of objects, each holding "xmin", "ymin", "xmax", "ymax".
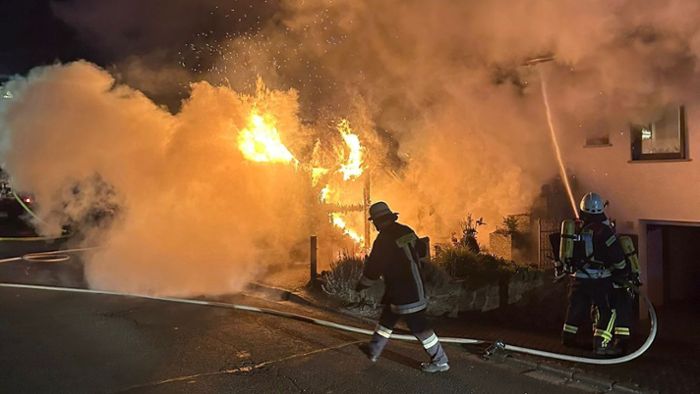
[
  {"xmin": 330, "ymin": 268, "xmax": 548, "ymax": 318},
  {"xmin": 426, "ymin": 270, "xmax": 546, "ymax": 317}
]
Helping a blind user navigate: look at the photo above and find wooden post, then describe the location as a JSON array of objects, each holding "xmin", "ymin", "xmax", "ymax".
[
  {"xmin": 538, "ymin": 218, "xmax": 543, "ymax": 269},
  {"xmin": 420, "ymin": 236, "xmax": 431, "ymax": 261},
  {"xmin": 363, "ymin": 169, "xmax": 371, "ymax": 253},
  {"xmin": 310, "ymin": 235, "xmax": 318, "ymax": 283}
]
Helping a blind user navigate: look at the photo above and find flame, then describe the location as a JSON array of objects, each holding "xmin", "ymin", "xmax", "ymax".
[
  {"xmin": 311, "ymin": 167, "xmax": 329, "ymax": 186},
  {"xmin": 320, "ymin": 184, "xmax": 332, "ymax": 203},
  {"xmin": 320, "ymin": 119, "xmax": 366, "ymax": 247},
  {"xmin": 337, "ymin": 119, "xmax": 364, "ymax": 181},
  {"xmin": 330, "ymin": 213, "xmax": 364, "ymax": 246},
  {"xmin": 238, "ymin": 111, "xmax": 297, "ymax": 164},
  {"xmin": 236, "ymin": 105, "xmax": 366, "ymax": 248}
]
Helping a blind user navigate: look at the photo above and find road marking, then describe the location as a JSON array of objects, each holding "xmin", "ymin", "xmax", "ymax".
[{"xmin": 115, "ymin": 340, "xmax": 363, "ymax": 392}]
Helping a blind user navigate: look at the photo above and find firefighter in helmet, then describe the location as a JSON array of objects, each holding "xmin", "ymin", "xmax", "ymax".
[
  {"xmin": 356, "ymin": 201, "xmax": 449, "ymax": 373},
  {"xmin": 559, "ymin": 192, "xmax": 629, "ymax": 356}
]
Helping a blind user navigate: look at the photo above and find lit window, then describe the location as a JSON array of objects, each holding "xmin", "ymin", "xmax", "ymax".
[{"xmin": 631, "ymin": 105, "xmax": 687, "ymax": 161}]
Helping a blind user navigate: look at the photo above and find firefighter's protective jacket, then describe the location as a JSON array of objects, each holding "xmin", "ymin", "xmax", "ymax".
[
  {"xmin": 572, "ymin": 218, "xmax": 627, "ymax": 279},
  {"xmin": 360, "ymin": 222, "xmax": 427, "ymax": 314}
]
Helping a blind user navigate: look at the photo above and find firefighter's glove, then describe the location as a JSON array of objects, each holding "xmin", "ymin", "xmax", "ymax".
[
  {"xmin": 631, "ymin": 274, "xmax": 642, "ymax": 287},
  {"xmin": 355, "ymin": 282, "xmax": 370, "ymax": 292},
  {"xmin": 628, "ymin": 276, "xmax": 642, "ymax": 296}
]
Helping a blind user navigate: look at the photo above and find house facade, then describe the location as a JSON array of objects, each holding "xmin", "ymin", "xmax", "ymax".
[{"xmin": 565, "ymin": 105, "xmax": 700, "ymax": 310}]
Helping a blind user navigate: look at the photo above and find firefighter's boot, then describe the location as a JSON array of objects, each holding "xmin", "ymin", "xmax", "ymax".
[
  {"xmin": 594, "ymin": 336, "xmax": 622, "ymax": 357},
  {"xmin": 613, "ymin": 336, "xmax": 631, "ymax": 355},
  {"xmin": 421, "ymin": 361, "xmax": 450, "ymax": 373},
  {"xmin": 363, "ymin": 324, "xmax": 392, "ymax": 362},
  {"xmin": 359, "ymin": 343, "xmax": 379, "ymax": 362},
  {"xmin": 562, "ymin": 324, "xmax": 578, "ymax": 348},
  {"xmin": 562, "ymin": 334, "xmax": 578, "ymax": 348},
  {"xmin": 613, "ymin": 326, "xmax": 631, "ymax": 355},
  {"xmin": 416, "ymin": 330, "xmax": 449, "ymax": 372}
]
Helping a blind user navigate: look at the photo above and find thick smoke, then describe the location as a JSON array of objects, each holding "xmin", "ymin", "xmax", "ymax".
[
  {"xmin": 0, "ymin": 61, "xmax": 309, "ymax": 295},
  {"xmin": 1, "ymin": 0, "xmax": 699, "ymax": 294},
  {"xmin": 241, "ymin": 0, "xmax": 700, "ymax": 239}
]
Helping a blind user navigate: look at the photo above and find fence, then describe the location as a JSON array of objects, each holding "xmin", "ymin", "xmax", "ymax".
[{"xmin": 538, "ymin": 218, "xmax": 561, "ymax": 268}]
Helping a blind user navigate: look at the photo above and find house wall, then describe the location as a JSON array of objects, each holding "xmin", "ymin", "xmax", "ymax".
[{"xmin": 563, "ymin": 106, "xmax": 700, "ymax": 307}]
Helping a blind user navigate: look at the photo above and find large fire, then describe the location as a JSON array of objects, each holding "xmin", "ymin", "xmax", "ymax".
[{"xmin": 236, "ymin": 108, "xmax": 366, "ymax": 248}]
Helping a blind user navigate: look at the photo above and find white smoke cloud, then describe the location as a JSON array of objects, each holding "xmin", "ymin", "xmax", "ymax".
[{"xmin": 0, "ymin": 61, "xmax": 310, "ymax": 296}]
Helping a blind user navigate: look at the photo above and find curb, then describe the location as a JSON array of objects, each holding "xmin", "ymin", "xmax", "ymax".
[{"xmin": 498, "ymin": 354, "xmax": 654, "ymax": 394}]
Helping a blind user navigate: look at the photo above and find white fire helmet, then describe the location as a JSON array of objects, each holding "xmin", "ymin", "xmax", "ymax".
[{"xmin": 579, "ymin": 192, "xmax": 605, "ymax": 214}]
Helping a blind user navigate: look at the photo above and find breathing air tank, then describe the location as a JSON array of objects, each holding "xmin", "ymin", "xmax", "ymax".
[
  {"xmin": 559, "ymin": 219, "xmax": 578, "ymax": 264},
  {"xmin": 619, "ymin": 235, "xmax": 640, "ymax": 275}
]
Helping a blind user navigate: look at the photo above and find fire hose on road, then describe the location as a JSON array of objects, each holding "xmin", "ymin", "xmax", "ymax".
[{"xmin": 0, "ymin": 248, "xmax": 658, "ymax": 366}]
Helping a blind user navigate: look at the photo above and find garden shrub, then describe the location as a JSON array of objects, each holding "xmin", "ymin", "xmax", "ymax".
[
  {"xmin": 321, "ymin": 253, "xmax": 454, "ymax": 306},
  {"xmin": 434, "ymin": 245, "xmax": 517, "ymax": 288},
  {"xmin": 321, "ymin": 253, "xmax": 364, "ymax": 302}
]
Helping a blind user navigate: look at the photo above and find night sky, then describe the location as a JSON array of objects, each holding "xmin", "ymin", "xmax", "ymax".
[
  {"xmin": 0, "ymin": 0, "xmax": 278, "ymax": 79},
  {"xmin": 1, "ymin": 0, "xmax": 88, "ymax": 76}
]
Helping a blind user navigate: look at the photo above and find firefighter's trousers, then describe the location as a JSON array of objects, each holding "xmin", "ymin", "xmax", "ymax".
[
  {"xmin": 368, "ymin": 306, "xmax": 448, "ymax": 364},
  {"xmin": 611, "ymin": 287, "xmax": 634, "ymax": 340},
  {"xmin": 562, "ymin": 277, "xmax": 616, "ymax": 349}
]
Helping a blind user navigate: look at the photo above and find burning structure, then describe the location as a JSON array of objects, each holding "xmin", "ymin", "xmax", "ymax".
[
  {"xmin": 0, "ymin": 65, "xmax": 380, "ymax": 295},
  {"xmin": 235, "ymin": 90, "xmax": 372, "ymax": 255}
]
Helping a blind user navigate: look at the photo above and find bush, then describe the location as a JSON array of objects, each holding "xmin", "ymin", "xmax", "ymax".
[
  {"xmin": 434, "ymin": 245, "xmax": 516, "ymax": 288},
  {"xmin": 421, "ymin": 260, "xmax": 453, "ymax": 290},
  {"xmin": 321, "ymin": 253, "xmax": 454, "ymax": 308},
  {"xmin": 321, "ymin": 253, "xmax": 365, "ymax": 302}
]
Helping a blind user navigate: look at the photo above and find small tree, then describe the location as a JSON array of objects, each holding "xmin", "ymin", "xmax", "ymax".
[
  {"xmin": 501, "ymin": 215, "xmax": 519, "ymax": 234},
  {"xmin": 451, "ymin": 213, "xmax": 485, "ymax": 253}
]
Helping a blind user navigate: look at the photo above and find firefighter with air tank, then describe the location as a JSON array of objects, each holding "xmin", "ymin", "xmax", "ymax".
[
  {"xmin": 355, "ymin": 201, "xmax": 450, "ymax": 373},
  {"xmin": 558, "ymin": 192, "xmax": 637, "ymax": 356}
]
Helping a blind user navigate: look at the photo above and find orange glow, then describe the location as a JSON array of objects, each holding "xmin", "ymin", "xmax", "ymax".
[
  {"xmin": 311, "ymin": 167, "xmax": 329, "ymax": 186},
  {"xmin": 237, "ymin": 111, "xmax": 297, "ymax": 164},
  {"xmin": 330, "ymin": 213, "xmax": 364, "ymax": 246},
  {"xmin": 319, "ymin": 184, "xmax": 332, "ymax": 203}
]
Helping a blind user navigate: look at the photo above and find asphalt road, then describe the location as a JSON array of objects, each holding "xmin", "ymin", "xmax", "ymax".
[{"xmin": 0, "ymin": 285, "xmax": 587, "ymax": 394}]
